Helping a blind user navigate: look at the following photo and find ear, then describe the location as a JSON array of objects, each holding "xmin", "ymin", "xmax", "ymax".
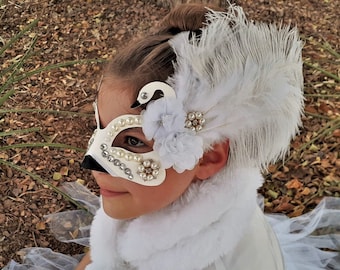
[{"xmin": 195, "ymin": 140, "xmax": 229, "ymax": 181}]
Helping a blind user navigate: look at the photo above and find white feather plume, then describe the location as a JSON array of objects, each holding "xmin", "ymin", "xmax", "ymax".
[{"xmin": 167, "ymin": 5, "xmax": 304, "ymax": 170}]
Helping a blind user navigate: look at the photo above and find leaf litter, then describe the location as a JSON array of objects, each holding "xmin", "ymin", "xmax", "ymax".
[{"xmin": 0, "ymin": 0, "xmax": 339, "ymax": 267}]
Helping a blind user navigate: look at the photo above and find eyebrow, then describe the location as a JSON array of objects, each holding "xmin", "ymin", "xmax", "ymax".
[{"xmin": 121, "ymin": 127, "xmax": 145, "ymax": 137}]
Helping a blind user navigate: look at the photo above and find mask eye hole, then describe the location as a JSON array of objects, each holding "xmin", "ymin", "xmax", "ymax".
[
  {"xmin": 112, "ymin": 128, "xmax": 153, "ymax": 154},
  {"xmin": 126, "ymin": 136, "xmax": 145, "ymax": 147}
]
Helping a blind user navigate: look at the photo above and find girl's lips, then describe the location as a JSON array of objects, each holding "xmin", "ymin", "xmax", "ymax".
[{"xmin": 100, "ymin": 188, "xmax": 128, "ymax": 198}]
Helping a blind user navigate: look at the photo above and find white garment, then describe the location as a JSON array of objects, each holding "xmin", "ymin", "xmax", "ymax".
[
  {"xmin": 205, "ymin": 206, "xmax": 284, "ymax": 270},
  {"xmin": 86, "ymin": 167, "xmax": 284, "ymax": 270}
]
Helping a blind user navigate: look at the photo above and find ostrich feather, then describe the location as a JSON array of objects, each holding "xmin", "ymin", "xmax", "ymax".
[{"xmin": 167, "ymin": 4, "xmax": 304, "ymax": 170}]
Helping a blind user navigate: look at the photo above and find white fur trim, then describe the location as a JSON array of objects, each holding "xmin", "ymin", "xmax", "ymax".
[
  {"xmin": 86, "ymin": 203, "xmax": 124, "ymax": 270},
  {"xmin": 88, "ymin": 167, "xmax": 262, "ymax": 270}
]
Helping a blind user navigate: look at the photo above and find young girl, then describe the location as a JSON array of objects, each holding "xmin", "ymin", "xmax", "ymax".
[{"xmin": 5, "ymin": 3, "xmax": 340, "ymax": 270}]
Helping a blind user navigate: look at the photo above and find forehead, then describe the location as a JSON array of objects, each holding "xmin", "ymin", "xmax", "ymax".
[{"xmin": 97, "ymin": 78, "xmax": 139, "ymax": 127}]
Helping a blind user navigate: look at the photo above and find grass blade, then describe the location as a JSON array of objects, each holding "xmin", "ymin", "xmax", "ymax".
[
  {"xmin": 0, "ymin": 108, "xmax": 93, "ymax": 117},
  {"xmin": 0, "ymin": 127, "xmax": 41, "ymax": 137},
  {"xmin": 0, "ymin": 142, "xmax": 86, "ymax": 152}
]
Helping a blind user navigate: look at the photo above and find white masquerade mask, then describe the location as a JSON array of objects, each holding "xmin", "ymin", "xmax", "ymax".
[
  {"xmin": 82, "ymin": 102, "xmax": 168, "ymax": 186},
  {"xmin": 82, "ymin": 81, "xmax": 205, "ymax": 186}
]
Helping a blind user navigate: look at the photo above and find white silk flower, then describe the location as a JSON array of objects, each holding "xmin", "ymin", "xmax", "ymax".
[{"xmin": 142, "ymin": 97, "xmax": 204, "ymax": 172}]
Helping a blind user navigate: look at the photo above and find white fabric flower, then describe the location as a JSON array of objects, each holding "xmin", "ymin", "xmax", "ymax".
[
  {"xmin": 154, "ymin": 132, "xmax": 203, "ymax": 173},
  {"xmin": 142, "ymin": 97, "xmax": 204, "ymax": 172},
  {"xmin": 142, "ymin": 98, "xmax": 186, "ymax": 140}
]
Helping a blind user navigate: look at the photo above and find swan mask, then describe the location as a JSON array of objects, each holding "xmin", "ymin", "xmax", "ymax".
[{"xmin": 81, "ymin": 81, "xmax": 176, "ymax": 186}]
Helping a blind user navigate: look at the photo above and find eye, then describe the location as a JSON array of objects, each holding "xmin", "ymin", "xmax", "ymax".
[
  {"xmin": 126, "ymin": 136, "xmax": 145, "ymax": 147},
  {"xmin": 112, "ymin": 129, "xmax": 153, "ymax": 153}
]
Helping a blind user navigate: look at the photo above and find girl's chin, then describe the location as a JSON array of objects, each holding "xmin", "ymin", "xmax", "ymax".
[{"xmin": 101, "ymin": 196, "xmax": 138, "ymax": 220}]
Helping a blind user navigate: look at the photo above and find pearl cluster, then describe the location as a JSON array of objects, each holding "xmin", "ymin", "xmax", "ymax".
[
  {"xmin": 185, "ymin": 111, "xmax": 206, "ymax": 132},
  {"xmin": 100, "ymin": 143, "xmax": 136, "ymax": 180},
  {"xmin": 137, "ymin": 159, "xmax": 160, "ymax": 181}
]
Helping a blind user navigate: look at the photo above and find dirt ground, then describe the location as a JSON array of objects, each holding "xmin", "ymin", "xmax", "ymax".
[{"xmin": 0, "ymin": 0, "xmax": 339, "ymax": 267}]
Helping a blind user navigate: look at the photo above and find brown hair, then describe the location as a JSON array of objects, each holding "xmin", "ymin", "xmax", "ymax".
[{"xmin": 104, "ymin": 3, "xmax": 224, "ymax": 94}]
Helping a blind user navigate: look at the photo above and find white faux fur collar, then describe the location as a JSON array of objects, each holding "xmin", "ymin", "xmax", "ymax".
[{"xmin": 87, "ymin": 167, "xmax": 263, "ymax": 270}]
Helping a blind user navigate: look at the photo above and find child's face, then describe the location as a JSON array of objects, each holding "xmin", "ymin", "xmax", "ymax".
[{"xmin": 93, "ymin": 78, "xmax": 199, "ymax": 219}]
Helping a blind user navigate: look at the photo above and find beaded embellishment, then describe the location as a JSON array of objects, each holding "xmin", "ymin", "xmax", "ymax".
[
  {"xmin": 137, "ymin": 159, "xmax": 160, "ymax": 181},
  {"xmin": 100, "ymin": 143, "xmax": 137, "ymax": 180},
  {"xmin": 185, "ymin": 111, "xmax": 206, "ymax": 132}
]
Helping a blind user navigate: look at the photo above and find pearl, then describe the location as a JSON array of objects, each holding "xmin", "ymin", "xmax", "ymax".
[
  {"xmin": 196, "ymin": 125, "xmax": 203, "ymax": 131},
  {"xmin": 100, "ymin": 144, "xmax": 107, "ymax": 150},
  {"xmin": 185, "ymin": 120, "xmax": 192, "ymax": 127},
  {"xmin": 141, "ymin": 92, "xmax": 148, "ymax": 99},
  {"xmin": 152, "ymin": 169, "xmax": 159, "ymax": 176},
  {"xmin": 143, "ymin": 160, "xmax": 151, "ymax": 167},
  {"xmin": 151, "ymin": 162, "xmax": 159, "ymax": 169},
  {"xmin": 126, "ymin": 117, "xmax": 134, "ymax": 125},
  {"xmin": 134, "ymin": 155, "xmax": 142, "ymax": 162},
  {"xmin": 119, "ymin": 163, "xmax": 126, "ymax": 170},
  {"xmin": 147, "ymin": 175, "xmax": 154, "ymax": 181},
  {"xmin": 117, "ymin": 119, "xmax": 125, "ymax": 127},
  {"xmin": 102, "ymin": 150, "xmax": 109, "ymax": 157},
  {"xmin": 139, "ymin": 172, "xmax": 146, "ymax": 179},
  {"xmin": 199, "ymin": 118, "xmax": 206, "ymax": 125},
  {"xmin": 188, "ymin": 112, "xmax": 195, "ymax": 120},
  {"xmin": 124, "ymin": 168, "xmax": 132, "ymax": 175},
  {"xmin": 108, "ymin": 155, "xmax": 114, "ymax": 162},
  {"xmin": 195, "ymin": 112, "xmax": 203, "ymax": 119},
  {"xmin": 112, "ymin": 124, "xmax": 120, "ymax": 131},
  {"xmin": 135, "ymin": 117, "xmax": 141, "ymax": 125},
  {"xmin": 137, "ymin": 165, "xmax": 145, "ymax": 172},
  {"xmin": 116, "ymin": 150, "xmax": 124, "ymax": 157},
  {"xmin": 125, "ymin": 153, "xmax": 132, "ymax": 161},
  {"xmin": 128, "ymin": 175, "xmax": 133, "ymax": 180}
]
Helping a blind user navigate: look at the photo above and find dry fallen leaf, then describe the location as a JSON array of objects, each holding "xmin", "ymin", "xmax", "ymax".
[
  {"xmin": 60, "ymin": 166, "xmax": 69, "ymax": 176},
  {"xmin": 285, "ymin": 179, "xmax": 303, "ymax": 189},
  {"xmin": 52, "ymin": 172, "xmax": 62, "ymax": 181},
  {"xmin": 301, "ymin": 187, "xmax": 311, "ymax": 196},
  {"xmin": 289, "ymin": 205, "xmax": 305, "ymax": 218},
  {"xmin": 76, "ymin": 178, "xmax": 85, "ymax": 185},
  {"xmin": 36, "ymin": 221, "xmax": 46, "ymax": 231}
]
